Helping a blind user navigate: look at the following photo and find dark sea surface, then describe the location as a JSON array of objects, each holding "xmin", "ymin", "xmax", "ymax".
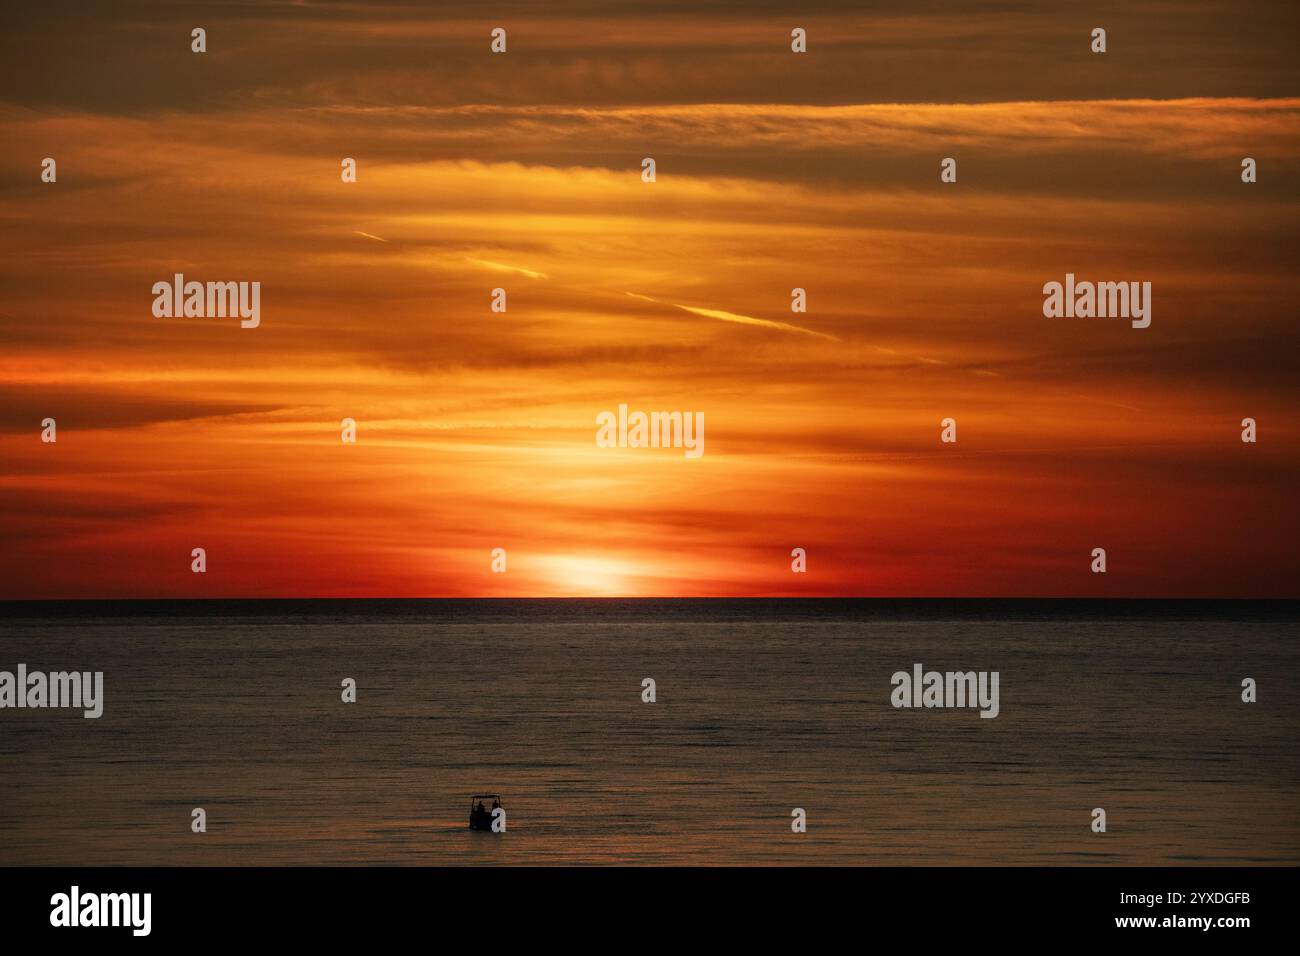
[{"xmin": 1, "ymin": 600, "xmax": 1296, "ymax": 865}]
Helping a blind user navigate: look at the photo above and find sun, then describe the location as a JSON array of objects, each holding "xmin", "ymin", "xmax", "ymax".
[{"xmin": 533, "ymin": 555, "xmax": 638, "ymax": 596}]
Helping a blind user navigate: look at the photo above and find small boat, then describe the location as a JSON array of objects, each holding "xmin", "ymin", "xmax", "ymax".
[{"xmin": 468, "ymin": 794, "xmax": 504, "ymax": 831}]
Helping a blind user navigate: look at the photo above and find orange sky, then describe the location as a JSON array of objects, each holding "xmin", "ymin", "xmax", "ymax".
[{"xmin": 1, "ymin": 2, "xmax": 1297, "ymax": 598}]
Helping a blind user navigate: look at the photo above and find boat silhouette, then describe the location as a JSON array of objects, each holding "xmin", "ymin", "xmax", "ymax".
[{"xmin": 468, "ymin": 794, "xmax": 503, "ymax": 831}]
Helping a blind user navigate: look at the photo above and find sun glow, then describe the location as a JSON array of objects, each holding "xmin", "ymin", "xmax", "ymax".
[{"xmin": 531, "ymin": 555, "xmax": 640, "ymax": 596}]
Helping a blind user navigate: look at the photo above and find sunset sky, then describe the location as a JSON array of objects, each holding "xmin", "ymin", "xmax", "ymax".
[{"xmin": 1, "ymin": 1, "xmax": 1297, "ymax": 598}]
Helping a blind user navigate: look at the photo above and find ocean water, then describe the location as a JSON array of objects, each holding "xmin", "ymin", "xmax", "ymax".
[{"xmin": 0, "ymin": 600, "xmax": 1296, "ymax": 865}]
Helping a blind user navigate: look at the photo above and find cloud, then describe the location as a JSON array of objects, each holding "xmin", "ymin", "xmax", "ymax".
[
  {"xmin": 0, "ymin": 386, "xmax": 283, "ymax": 434},
  {"xmin": 667, "ymin": 301, "xmax": 838, "ymax": 340},
  {"xmin": 6, "ymin": 1, "xmax": 1297, "ymax": 111},
  {"xmin": 465, "ymin": 257, "xmax": 550, "ymax": 279}
]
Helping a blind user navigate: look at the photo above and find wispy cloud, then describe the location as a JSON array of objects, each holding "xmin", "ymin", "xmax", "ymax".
[
  {"xmin": 465, "ymin": 257, "xmax": 550, "ymax": 280},
  {"xmin": 625, "ymin": 293, "xmax": 837, "ymax": 340}
]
